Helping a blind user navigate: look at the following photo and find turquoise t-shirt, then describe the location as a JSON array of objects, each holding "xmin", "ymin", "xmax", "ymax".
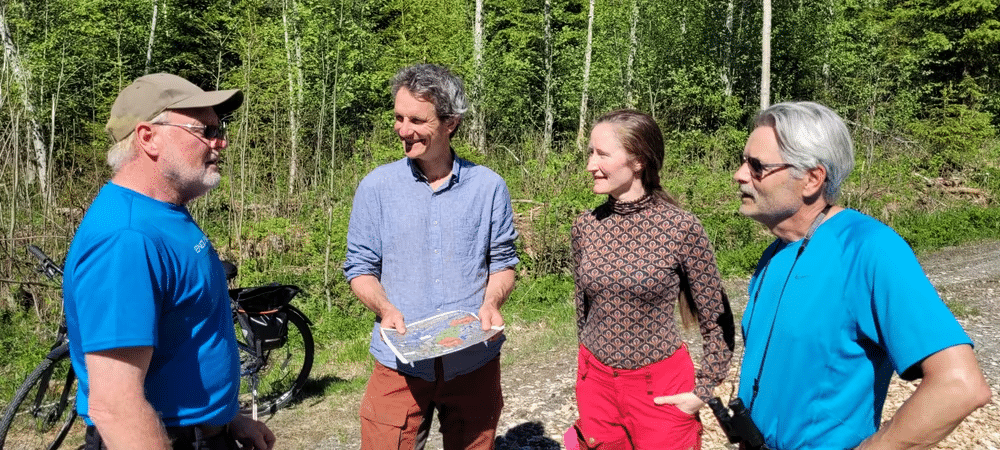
[
  {"xmin": 738, "ymin": 209, "xmax": 972, "ymax": 449},
  {"xmin": 63, "ymin": 183, "xmax": 239, "ymax": 427}
]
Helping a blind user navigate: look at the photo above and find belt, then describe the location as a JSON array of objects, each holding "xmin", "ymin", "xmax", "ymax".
[
  {"xmin": 166, "ymin": 423, "xmax": 229, "ymax": 441},
  {"xmin": 86, "ymin": 423, "xmax": 229, "ymax": 446}
]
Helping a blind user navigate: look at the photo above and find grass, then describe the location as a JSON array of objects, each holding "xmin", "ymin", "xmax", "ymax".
[{"xmin": 945, "ymin": 300, "xmax": 982, "ymax": 319}]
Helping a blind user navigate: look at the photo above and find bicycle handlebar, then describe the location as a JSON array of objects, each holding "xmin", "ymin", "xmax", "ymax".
[
  {"xmin": 27, "ymin": 244, "xmax": 64, "ymax": 279},
  {"xmin": 27, "ymin": 245, "xmax": 48, "ymax": 261}
]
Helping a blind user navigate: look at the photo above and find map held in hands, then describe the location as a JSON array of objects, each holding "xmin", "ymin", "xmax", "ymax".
[{"xmin": 380, "ymin": 310, "xmax": 504, "ymax": 365}]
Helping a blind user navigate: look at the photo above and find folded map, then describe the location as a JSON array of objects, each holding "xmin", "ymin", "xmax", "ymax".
[{"xmin": 380, "ymin": 310, "xmax": 504, "ymax": 365}]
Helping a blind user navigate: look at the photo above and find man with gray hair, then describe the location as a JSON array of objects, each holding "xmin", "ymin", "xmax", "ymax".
[
  {"xmin": 344, "ymin": 64, "xmax": 519, "ymax": 449},
  {"xmin": 63, "ymin": 73, "xmax": 274, "ymax": 449},
  {"xmin": 731, "ymin": 101, "xmax": 990, "ymax": 449}
]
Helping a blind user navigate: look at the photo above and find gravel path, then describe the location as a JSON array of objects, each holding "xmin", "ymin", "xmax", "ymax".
[
  {"xmin": 921, "ymin": 240, "xmax": 1000, "ymax": 384},
  {"xmin": 295, "ymin": 240, "xmax": 1000, "ymax": 449}
]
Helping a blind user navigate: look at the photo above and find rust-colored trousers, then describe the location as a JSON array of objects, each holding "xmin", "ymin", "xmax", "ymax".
[{"xmin": 360, "ymin": 356, "xmax": 503, "ymax": 450}]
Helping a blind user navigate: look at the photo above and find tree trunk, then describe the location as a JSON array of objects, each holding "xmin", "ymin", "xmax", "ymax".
[
  {"xmin": 314, "ymin": 47, "xmax": 327, "ymax": 184},
  {"xmin": 722, "ymin": 0, "xmax": 735, "ymax": 97},
  {"xmin": 145, "ymin": 0, "xmax": 158, "ymax": 75},
  {"xmin": 47, "ymin": 94, "xmax": 56, "ymax": 205},
  {"xmin": 576, "ymin": 0, "xmax": 596, "ymax": 151},
  {"xmin": 1, "ymin": 7, "xmax": 49, "ymax": 201},
  {"xmin": 542, "ymin": 0, "xmax": 554, "ymax": 153},
  {"xmin": 283, "ymin": 0, "xmax": 302, "ymax": 194},
  {"xmin": 626, "ymin": 0, "xmax": 639, "ymax": 108},
  {"xmin": 760, "ymin": 0, "xmax": 772, "ymax": 109},
  {"xmin": 330, "ymin": 0, "xmax": 344, "ymax": 175},
  {"xmin": 471, "ymin": 0, "xmax": 485, "ymax": 153}
]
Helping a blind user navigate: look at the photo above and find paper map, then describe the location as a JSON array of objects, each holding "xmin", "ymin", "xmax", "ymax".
[{"xmin": 380, "ymin": 310, "xmax": 504, "ymax": 365}]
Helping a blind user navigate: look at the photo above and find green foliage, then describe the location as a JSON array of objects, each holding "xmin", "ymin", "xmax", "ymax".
[
  {"xmin": 505, "ymin": 274, "xmax": 575, "ymax": 324},
  {"xmin": 896, "ymin": 206, "xmax": 1000, "ymax": 253},
  {"xmin": 0, "ymin": 309, "xmax": 58, "ymax": 406},
  {"xmin": 502, "ymin": 147, "xmax": 594, "ymax": 276},
  {"xmin": 908, "ymin": 102, "xmax": 996, "ymax": 175}
]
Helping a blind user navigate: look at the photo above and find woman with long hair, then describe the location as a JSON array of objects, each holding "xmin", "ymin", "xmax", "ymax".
[{"xmin": 569, "ymin": 109, "xmax": 734, "ymax": 449}]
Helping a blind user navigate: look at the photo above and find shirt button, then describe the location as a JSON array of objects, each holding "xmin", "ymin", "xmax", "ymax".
[
  {"xmin": 434, "ymin": 249, "xmax": 439, "ymax": 254},
  {"xmin": 435, "ymin": 279, "xmax": 440, "ymax": 283},
  {"xmin": 433, "ymin": 221, "xmax": 438, "ymax": 225}
]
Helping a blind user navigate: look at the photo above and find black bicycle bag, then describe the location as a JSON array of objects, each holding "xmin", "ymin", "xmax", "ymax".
[{"xmin": 230, "ymin": 285, "xmax": 301, "ymax": 351}]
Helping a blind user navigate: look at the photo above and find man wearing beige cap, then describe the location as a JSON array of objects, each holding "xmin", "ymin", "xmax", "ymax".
[{"xmin": 62, "ymin": 73, "xmax": 275, "ymax": 450}]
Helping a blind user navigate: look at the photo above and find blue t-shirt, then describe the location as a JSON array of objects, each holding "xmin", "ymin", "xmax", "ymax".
[
  {"xmin": 738, "ymin": 209, "xmax": 971, "ymax": 449},
  {"xmin": 63, "ymin": 183, "xmax": 239, "ymax": 427},
  {"xmin": 343, "ymin": 155, "xmax": 519, "ymax": 381}
]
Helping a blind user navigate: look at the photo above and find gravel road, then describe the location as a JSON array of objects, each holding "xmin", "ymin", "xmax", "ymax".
[{"xmin": 921, "ymin": 240, "xmax": 1000, "ymax": 384}]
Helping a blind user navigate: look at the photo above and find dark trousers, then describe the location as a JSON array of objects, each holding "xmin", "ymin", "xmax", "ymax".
[{"xmin": 85, "ymin": 424, "xmax": 237, "ymax": 450}]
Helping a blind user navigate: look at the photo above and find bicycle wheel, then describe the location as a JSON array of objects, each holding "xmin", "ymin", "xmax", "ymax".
[
  {"xmin": 237, "ymin": 309, "xmax": 314, "ymax": 416},
  {"xmin": 0, "ymin": 344, "xmax": 83, "ymax": 450}
]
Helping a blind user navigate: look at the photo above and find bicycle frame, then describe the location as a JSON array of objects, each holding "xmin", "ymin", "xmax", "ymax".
[
  {"xmin": 26, "ymin": 246, "xmax": 75, "ymax": 428},
  {"xmin": 32, "ymin": 344, "xmax": 75, "ymax": 423},
  {"xmin": 0, "ymin": 246, "xmax": 79, "ymax": 450}
]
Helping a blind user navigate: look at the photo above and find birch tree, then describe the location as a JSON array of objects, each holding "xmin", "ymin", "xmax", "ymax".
[
  {"xmin": 760, "ymin": 0, "xmax": 771, "ymax": 109},
  {"xmin": 721, "ymin": 0, "xmax": 735, "ymax": 96},
  {"xmin": 542, "ymin": 0, "xmax": 554, "ymax": 152},
  {"xmin": 0, "ymin": 6, "xmax": 49, "ymax": 201},
  {"xmin": 576, "ymin": 0, "xmax": 596, "ymax": 151},
  {"xmin": 471, "ymin": 0, "xmax": 485, "ymax": 153},
  {"xmin": 283, "ymin": 0, "xmax": 303, "ymax": 194},
  {"xmin": 625, "ymin": 0, "xmax": 639, "ymax": 108},
  {"xmin": 145, "ymin": 0, "xmax": 159, "ymax": 74}
]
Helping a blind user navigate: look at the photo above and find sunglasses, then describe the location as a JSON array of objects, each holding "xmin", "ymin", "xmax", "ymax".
[
  {"xmin": 740, "ymin": 154, "xmax": 794, "ymax": 180},
  {"xmin": 151, "ymin": 122, "xmax": 227, "ymax": 140}
]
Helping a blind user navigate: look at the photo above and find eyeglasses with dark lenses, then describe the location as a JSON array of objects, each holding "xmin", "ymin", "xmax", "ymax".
[
  {"xmin": 740, "ymin": 154, "xmax": 794, "ymax": 179},
  {"xmin": 151, "ymin": 122, "xmax": 226, "ymax": 140}
]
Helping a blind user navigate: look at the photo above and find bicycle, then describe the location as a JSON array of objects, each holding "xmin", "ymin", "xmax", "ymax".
[
  {"xmin": 226, "ymin": 265, "xmax": 315, "ymax": 418},
  {"xmin": 0, "ymin": 246, "xmax": 80, "ymax": 450},
  {"xmin": 0, "ymin": 246, "xmax": 315, "ymax": 449}
]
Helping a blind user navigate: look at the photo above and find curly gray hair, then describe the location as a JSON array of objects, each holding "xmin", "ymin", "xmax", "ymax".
[{"xmin": 391, "ymin": 64, "xmax": 468, "ymax": 136}]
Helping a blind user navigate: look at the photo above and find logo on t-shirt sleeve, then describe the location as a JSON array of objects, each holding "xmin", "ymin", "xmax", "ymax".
[{"xmin": 194, "ymin": 236, "xmax": 210, "ymax": 254}]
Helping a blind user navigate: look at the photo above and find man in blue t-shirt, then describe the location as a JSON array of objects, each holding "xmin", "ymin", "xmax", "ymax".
[
  {"xmin": 730, "ymin": 101, "xmax": 991, "ymax": 449},
  {"xmin": 63, "ymin": 73, "xmax": 274, "ymax": 450}
]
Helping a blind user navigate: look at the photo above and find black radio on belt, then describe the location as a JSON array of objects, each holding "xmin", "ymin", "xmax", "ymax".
[{"xmin": 708, "ymin": 396, "xmax": 767, "ymax": 449}]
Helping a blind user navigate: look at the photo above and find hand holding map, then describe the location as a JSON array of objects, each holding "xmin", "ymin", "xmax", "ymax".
[{"xmin": 380, "ymin": 310, "xmax": 504, "ymax": 365}]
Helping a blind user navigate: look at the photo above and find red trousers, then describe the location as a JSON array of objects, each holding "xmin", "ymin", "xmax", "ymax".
[
  {"xmin": 574, "ymin": 344, "xmax": 702, "ymax": 450},
  {"xmin": 359, "ymin": 356, "xmax": 503, "ymax": 450}
]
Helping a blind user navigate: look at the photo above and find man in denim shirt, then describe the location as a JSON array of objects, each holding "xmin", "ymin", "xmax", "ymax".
[{"xmin": 344, "ymin": 64, "xmax": 519, "ymax": 450}]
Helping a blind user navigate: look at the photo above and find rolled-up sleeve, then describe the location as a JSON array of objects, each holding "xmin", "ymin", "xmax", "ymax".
[
  {"xmin": 488, "ymin": 180, "xmax": 519, "ymax": 274},
  {"xmin": 344, "ymin": 178, "xmax": 383, "ymax": 282}
]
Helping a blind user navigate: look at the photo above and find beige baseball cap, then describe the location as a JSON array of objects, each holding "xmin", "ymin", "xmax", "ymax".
[{"xmin": 105, "ymin": 73, "xmax": 244, "ymax": 143}]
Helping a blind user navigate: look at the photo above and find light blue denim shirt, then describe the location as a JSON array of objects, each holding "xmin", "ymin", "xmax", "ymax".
[{"xmin": 344, "ymin": 154, "xmax": 519, "ymax": 381}]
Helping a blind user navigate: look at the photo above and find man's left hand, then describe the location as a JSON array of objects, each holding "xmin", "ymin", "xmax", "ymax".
[
  {"xmin": 230, "ymin": 414, "xmax": 276, "ymax": 450},
  {"xmin": 653, "ymin": 392, "xmax": 705, "ymax": 415},
  {"xmin": 479, "ymin": 303, "xmax": 504, "ymax": 331}
]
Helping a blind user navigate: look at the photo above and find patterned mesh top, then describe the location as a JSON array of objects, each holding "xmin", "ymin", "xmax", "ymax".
[{"xmin": 571, "ymin": 193, "xmax": 734, "ymax": 402}]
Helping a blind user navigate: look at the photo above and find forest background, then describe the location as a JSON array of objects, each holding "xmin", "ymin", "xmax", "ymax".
[{"xmin": 1, "ymin": 0, "xmax": 999, "ymax": 404}]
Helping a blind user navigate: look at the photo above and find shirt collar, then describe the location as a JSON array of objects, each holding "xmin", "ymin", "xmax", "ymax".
[{"xmin": 406, "ymin": 149, "xmax": 462, "ymax": 185}]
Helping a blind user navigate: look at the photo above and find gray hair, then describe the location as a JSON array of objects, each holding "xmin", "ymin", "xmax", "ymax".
[
  {"xmin": 107, "ymin": 111, "xmax": 169, "ymax": 173},
  {"xmin": 755, "ymin": 101, "xmax": 855, "ymax": 203},
  {"xmin": 391, "ymin": 64, "xmax": 468, "ymax": 134}
]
